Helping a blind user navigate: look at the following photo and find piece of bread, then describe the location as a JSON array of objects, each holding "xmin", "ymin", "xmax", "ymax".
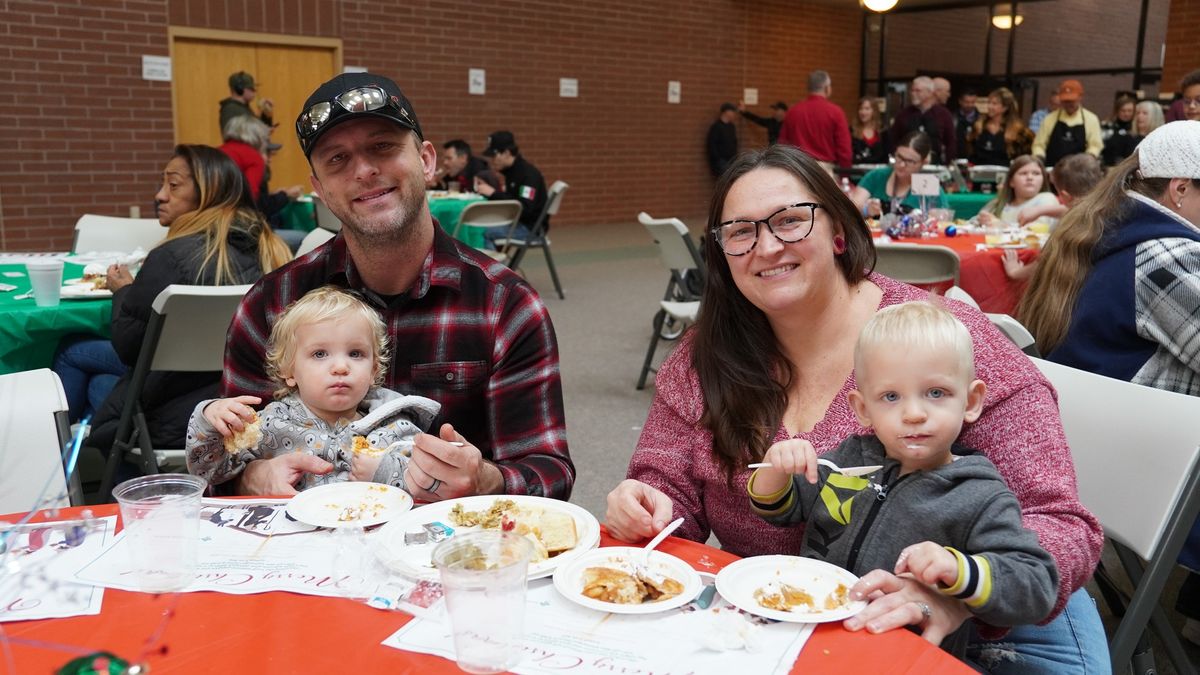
[
  {"xmin": 223, "ymin": 412, "xmax": 262, "ymax": 454},
  {"xmin": 537, "ymin": 510, "xmax": 578, "ymax": 553},
  {"xmin": 351, "ymin": 435, "xmax": 387, "ymax": 457}
]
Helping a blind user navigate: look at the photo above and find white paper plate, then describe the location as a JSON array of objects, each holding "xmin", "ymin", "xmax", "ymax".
[
  {"xmin": 715, "ymin": 555, "xmax": 866, "ymax": 623},
  {"xmin": 552, "ymin": 546, "xmax": 702, "ymax": 614},
  {"xmin": 60, "ymin": 283, "xmax": 112, "ymax": 299},
  {"xmin": 285, "ymin": 482, "xmax": 413, "ymax": 529},
  {"xmin": 373, "ymin": 495, "xmax": 600, "ymax": 581}
]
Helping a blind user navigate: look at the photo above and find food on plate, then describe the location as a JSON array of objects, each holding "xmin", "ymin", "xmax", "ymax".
[
  {"xmin": 581, "ymin": 566, "xmax": 683, "ymax": 604},
  {"xmin": 754, "ymin": 580, "xmax": 852, "ymax": 613},
  {"xmin": 754, "ymin": 582, "xmax": 814, "ymax": 612},
  {"xmin": 80, "ymin": 264, "xmax": 108, "ymax": 289},
  {"xmin": 1022, "ymin": 233, "xmax": 1042, "ymax": 249},
  {"xmin": 351, "ymin": 435, "xmax": 387, "ymax": 457},
  {"xmin": 223, "ymin": 411, "xmax": 262, "ymax": 454},
  {"xmin": 448, "ymin": 499, "xmax": 579, "ymax": 562},
  {"xmin": 330, "ymin": 490, "xmax": 391, "ymax": 523}
]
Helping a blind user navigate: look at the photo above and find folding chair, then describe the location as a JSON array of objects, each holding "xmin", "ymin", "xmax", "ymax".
[
  {"xmin": 636, "ymin": 212, "xmax": 705, "ymax": 390},
  {"xmin": 0, "ymin": 369, "xmax": 79, "ymax": 512},
  {"xmin": 454, "ymin": 200, "xmax": 523, "ymax": 262},
  {"xmin": 98, "ymin": 284, "xmax": 252, "ymax": 500},
  {"xmin": 500, "ymin": 180, "xmax": 568, "ymax": 299},
  {"xmin": 944, "ymin": 285, "xmax": 979, "ymax": 309},
  {"xmin": 312, "ymin": 195, "xmax": 343, "ymax": 232},
  {"xmin": 1033, "ymin": 358, "xmax": 1200, "ymax": 675},
  {"xmin": 72, "ymin": 214, "xmax": 165, "ymax": 254},
  {"xmin": 296, "ymin": 227, "xmax": 336, "ymax": 256},
  {"xmin": 872, "ymin": 242, "xmax": 960, "ymax": 291},
  {"xmin": 986, "ymin": 313, "xmax": 1040, "ymax": 357}
]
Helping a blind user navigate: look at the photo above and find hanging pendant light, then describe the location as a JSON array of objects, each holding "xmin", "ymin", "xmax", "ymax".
[
  {"xmin": 991, "ymin": 3, "xmax": 1024, "ymax": 29},
  {"xmin": 861, "ymin": 0, "xmax": 899, "ymax": 13}
]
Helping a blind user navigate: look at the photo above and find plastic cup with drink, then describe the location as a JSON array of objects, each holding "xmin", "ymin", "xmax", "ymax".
[
  {"xmin": 25, "ymin": 259, "xmax": 64, "ymax": 307},
  {"xmin": 113, "ymin": 474, "xmax": 206, "ymax": 592}
]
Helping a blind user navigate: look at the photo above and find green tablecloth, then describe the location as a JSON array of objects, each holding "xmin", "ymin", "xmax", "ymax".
[
  {"xmin": 0, "ymin": 262, "xmax": 112, "ymax": 375},
  {"xmin": 946, "ymin": 192, "xmax": 995, "ymax": 219},
  {"xmin": 429, "ymin": 194, "xmax": 487, "ymax": 248},
  {"xmin": 280, "ymin": 199, "xmax": 317, "ymax": 233}
]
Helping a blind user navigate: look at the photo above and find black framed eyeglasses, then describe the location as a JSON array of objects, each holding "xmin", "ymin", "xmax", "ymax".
[
  {"xmin": 711, "ymin": 203, "xmax": 820, "ymax": 256},
  {"xmin": 295, "ymin": 86, "xmax": 417, "ymax": 153}
]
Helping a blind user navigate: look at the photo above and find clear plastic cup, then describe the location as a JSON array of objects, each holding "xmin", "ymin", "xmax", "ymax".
[
  {"xmin": 113, "ymin": 474, "xmax": 206, "ymax": 592},
  {"xmin": 433, "ymin": 531, "xmax": 534, "ymax": 674},
  {"xmin": 25, "ymin": 259, "xmax": 64, "ymax": 307}
]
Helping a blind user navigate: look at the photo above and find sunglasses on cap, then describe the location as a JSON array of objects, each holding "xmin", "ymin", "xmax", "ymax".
[{"xmin": 296, "ymin": 86, "xmax": 418, "ymax": 153}]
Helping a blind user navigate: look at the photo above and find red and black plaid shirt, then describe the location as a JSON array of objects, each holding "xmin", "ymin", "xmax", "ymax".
[{"xmin": 220, "ymin": 225, "xmax": 573, "ymax": 499}]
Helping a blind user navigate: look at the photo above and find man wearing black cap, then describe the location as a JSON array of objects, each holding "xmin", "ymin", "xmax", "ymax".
[
  {"xmin": 738, "ymin": 101, "xmax": 788, "ymax": 145},
  {"xmin": 475, "ymin": 131, "xmax": 548, "ymax": 246},
  {"xmin": 216, "ymin": 73, "xmax": 573, "ymax": 502},
  {"xmin": 219, "ymin": 71, "xmax": 274, "ymax": 134},
  {"xmin": 707, "ymin": 102, "xmax": 739, "ymax": 176}
]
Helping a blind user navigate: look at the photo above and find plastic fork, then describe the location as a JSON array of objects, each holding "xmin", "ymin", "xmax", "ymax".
[
  {"xmin": 747, "ymin": 458, "xmax": 882, "ymax": 477},
  {"xmin": 634, "ymin": 516, "xmax": 684, "ymax": 579}
]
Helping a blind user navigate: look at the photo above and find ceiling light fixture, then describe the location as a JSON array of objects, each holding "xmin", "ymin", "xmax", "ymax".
[
  {"xmin": 861, "ymin": 0, "xmax": 899, "ymax": 13},
  {"xmin": 991, "ymin": 3, "xmax": 1024, "ymax": 30}
]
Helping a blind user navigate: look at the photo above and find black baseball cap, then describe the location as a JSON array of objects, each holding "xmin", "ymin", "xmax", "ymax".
[
  {"xmin": 770, "ymin": 101, "xmax": 789, "ymax": 111},
  {"xmin": 482, "ymin": 130, "xmax": 517, "ymax": 157},
  {"xmin": 229, "ymin": 71, "xmax": 256, "ymax": 92},
  {"xmin": 296, "ymin": 72, "xmax": 423, "ymax": 158}
]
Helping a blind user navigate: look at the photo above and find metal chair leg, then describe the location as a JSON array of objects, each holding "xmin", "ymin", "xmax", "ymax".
[
  {"xmin": 637, "ymin": 309, "xmax": 667, "ymax": 390},
  {"xmin": 542, "ymin": 243, "xmax": 564, "ymax": 299}
]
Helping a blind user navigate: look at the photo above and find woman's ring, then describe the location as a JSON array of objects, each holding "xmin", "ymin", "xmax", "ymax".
[
  {"xmin": 424, "ymin": 478, "xmax": 442, "ymax": 494},
  {"xmin": 916, "ymin": 601, "xmax": 932, "ymax": 620}
]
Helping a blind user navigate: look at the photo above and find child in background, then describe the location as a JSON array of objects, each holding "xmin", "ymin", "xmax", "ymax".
[
  {"xmin": 1002, "ymin": 153, "xmax": 1104, "ymax": 281},
  {"xmin": 977, "ymin": 154, "xmax": 1059, "ymax": 230},
  {"xmin": 748, "ymin": 301, "xmax": 1057, "ymax": 659},
  {"xmin": 186, "ymin": 286, "xmax": 440, "ymax": 492}
]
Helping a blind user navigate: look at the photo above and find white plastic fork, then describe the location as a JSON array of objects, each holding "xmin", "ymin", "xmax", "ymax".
[
  {"xmin": 747, "ymin": 458, "xmax": 882, "ymax": 477},
  {"xmin": 635, "ymin": 516, "xmax": 684, "ymax": 579}
]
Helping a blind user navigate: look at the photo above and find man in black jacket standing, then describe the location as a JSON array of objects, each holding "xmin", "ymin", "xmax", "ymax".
[
  {"xmin": 707, "ymin": 102, "xmax": 739, "ymax": 177},
  {"xmin": 738, "ymin": 100, "xmax": 787, "ymax": 145},
  {"xmin": 477, "ymin": 130, "xmax": 548, "ymax": 247}
]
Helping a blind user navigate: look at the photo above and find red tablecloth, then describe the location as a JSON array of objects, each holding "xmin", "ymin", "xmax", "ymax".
[
  {"xmin": 3, "ymin": 505, "xmax": 971, "ymax": 674},
  {"xmin": 874, "ymin": 233, "xmax": 1038, "ymax": 315}
]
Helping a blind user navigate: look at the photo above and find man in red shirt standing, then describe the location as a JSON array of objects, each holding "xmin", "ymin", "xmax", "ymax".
[{"xmin": 777, "ymin": 70, "xmax": 852, "ymax": 176}]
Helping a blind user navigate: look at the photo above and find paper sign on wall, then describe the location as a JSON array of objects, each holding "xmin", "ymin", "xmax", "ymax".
[
  {"xmin": 469, "ymin": 68, "xmax": 486, "ymax": 95},
  {"xmin": 743, "ymin": 88, "xmax": 759, "ymax": 105},
  {"xmin": 667, "ymin": 80, "xmax": 681, "ymax": 104},
  {"xmin": 142, "ymin": 55, "xmax": 171, "ymax": 82},
  {"xmin": 559, "ymin": 78, "xmax": 578, "ymax": 98},
  {"xmin": 343, "ymin": 66, "xmax": 367, "ymax": 74}
]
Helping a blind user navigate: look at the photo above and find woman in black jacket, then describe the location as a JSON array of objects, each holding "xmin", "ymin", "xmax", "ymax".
[{"xmin": 69, "ymin": 145, "xmax": 292, "ymax": 471}]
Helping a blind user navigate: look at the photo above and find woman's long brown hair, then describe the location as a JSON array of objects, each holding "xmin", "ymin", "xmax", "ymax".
[
  {"xmin": 160, "ymin": 144, "xmax": 292, "ymax": 283},
  {"xmin": 1017, "ymin": 151, "xmax": 1178, "ymax": 351},
  {"xmin": 693, "ymin": 146, "xmax": 875, "ymax": 484}
]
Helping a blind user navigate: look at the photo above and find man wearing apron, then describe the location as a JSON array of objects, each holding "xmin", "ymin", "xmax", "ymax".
[{"xmin": 1032, "ymin": 80, "xmax": 1103, "ymax": 168}]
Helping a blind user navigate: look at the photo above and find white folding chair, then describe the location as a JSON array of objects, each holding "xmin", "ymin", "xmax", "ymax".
[
  {"xmin": 636, "ymin": 212, "xmax": 705, "ymax": 390},
  {"xmin": 499, "ymin": 180, "xmax": 568, "ymax": 299},
  {"xmin": 99, "ymin": 285, "xmax": 252, "ymax": 499},
  {"xmin": 296, "ymin": 227, "xmax": 336, "ymax": 256},
  {"xmin": 0, "ymin": 369, "xmax": 77, "ymax": 513},
  {"xmin": 1033, "ymin": 358, "xmax": 1200, "ymax": 675},
  {"xmin": 944, "ymin": 285, "xmax": 979, "ymax": 309},
  {"xmin": 312, "ymin": 195, "xmax": 342, "ymax": 232},
  {"xmin": 986, "ymin": 313, "xmax": 1040, "ymax": 357},
  {"xmin": 872, "ymin": 241, "xmax": 960, "ymax": 288},
  {"xmin": 454, "ymin": 200, "xmax": 523, "ymax": 262},
  {"xmin": 72, "ymin": 214, "xmax": 165, "ymax": 254}
]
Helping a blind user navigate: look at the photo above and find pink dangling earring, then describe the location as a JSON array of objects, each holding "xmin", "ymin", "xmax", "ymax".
[{"xmin": 833, "ymin": 234, "xmax": 846, "ymax": 254}]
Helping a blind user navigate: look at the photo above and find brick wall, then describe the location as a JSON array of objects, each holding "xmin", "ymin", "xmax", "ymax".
[
  {"xmin": 1163, "ymin": 0, "xmax": 1200, "ymax": 90},
  {"xmin": 0, "ymin": 0, "xmax": 860, "ymax": 250}
]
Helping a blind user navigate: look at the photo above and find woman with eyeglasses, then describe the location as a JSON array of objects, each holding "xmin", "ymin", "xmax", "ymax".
[
  {"xmin": 64, "ymin": 145, "xmax": 292, "ymax": 482},
  {"xmin": 848, "ymin": 131, "xmax": 948, "ymax": 218},
  {"xmin": 606, "ymin": 144, "xmax": 1107, "ymax": 672}
]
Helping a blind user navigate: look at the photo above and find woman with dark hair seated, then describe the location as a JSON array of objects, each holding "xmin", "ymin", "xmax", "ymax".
[
  {"xmin": 606, "ymin": 144, "xmax": 1107, "ymax": 672},
  {"xmin": 80, "ymin": 145, "xmax": 292, "ymax": 474}
]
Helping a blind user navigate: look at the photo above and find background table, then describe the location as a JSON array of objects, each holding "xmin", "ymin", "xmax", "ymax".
[
  {"xmin": 876, "ymin": 233, "xmax": 1037, "ymax": 315},
  {"xmin": 428, "ymin": 193, "xmax": 487, "ymax": 248},
  {"xmin": 944, "ymin": 192, "xmax": 994, "ymax": 219},
  {"xmin": 4, "ymin": 504, "xmax": 971, "ymax": 674},
  {"xmin": 0, "ymin": 262, "xmax": 112, "ymax": 375}
]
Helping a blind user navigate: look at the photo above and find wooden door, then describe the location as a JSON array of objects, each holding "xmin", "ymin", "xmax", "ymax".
[{"xmin": 170, "ymin": 29, "xmax": 341, "ymax": 194}]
